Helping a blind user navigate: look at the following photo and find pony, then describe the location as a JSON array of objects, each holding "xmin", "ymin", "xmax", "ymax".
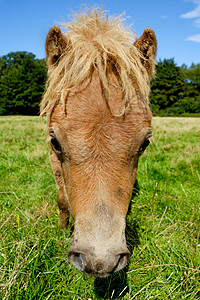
[{"xmin": 41, "ymin": 9, "xmax": 157, "ymax": 277}]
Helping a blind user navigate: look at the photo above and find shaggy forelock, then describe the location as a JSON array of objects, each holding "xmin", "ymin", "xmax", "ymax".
[{"xmin": 40, "ymin": 9, "xmax": 152, "ymax": 116}]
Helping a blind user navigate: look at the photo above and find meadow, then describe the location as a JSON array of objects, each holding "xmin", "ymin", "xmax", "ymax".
[{"xmin": 0, "ymin": 116, "xmax": 199, "ymax": 299}]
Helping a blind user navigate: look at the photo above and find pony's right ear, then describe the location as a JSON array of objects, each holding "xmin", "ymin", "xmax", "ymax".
[{"xmin": 45, "ymin": 25, "xmax": 69, "ymax": 67}]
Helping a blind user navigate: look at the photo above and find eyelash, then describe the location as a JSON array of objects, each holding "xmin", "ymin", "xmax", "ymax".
[
  {"xmin": 138, "ymin": 138, "xmax": 150, "ymax": 156},
  {"xmin": 138, "ymin": 134, "xmax": 152, "ymax": 156},
  {"xmin": 50, "ymin": 133, "xmax": 62, "ymax": 153}
]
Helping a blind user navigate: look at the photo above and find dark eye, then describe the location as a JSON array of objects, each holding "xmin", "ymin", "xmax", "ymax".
[
  {"xmin": 50, "ymin": 133, "xmax": 62, "ymax": 153},
  {"xmin": 138, "ymin": 134, "xmax": 151, "ymax": 156}
]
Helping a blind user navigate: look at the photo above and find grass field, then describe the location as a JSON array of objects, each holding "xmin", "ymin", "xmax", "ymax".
[{"xmin": 0, "ymin": 116, "xmax": 199, "ymax": 299}]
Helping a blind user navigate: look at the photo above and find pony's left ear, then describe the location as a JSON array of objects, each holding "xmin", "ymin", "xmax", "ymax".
[
  {"xmin": 45, "ymin": 25, "xmax": 69, "ymax": 67},
  {"xmin": 133, "ymin": 28, "xmax": 157, "ymax": 77}
]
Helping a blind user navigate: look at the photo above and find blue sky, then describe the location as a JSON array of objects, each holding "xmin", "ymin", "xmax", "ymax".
[{"xmin": 0, "ymin": 0, "xmax": 200, "ymax": 66}]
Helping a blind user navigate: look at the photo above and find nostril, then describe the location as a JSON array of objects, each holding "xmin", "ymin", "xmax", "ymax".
[
  {"xmin": 68, "ymin": 251, "xmax": 86, "ymax": 272},
  {"xmin": 113, "ymin": 252, "xmax": 130, "ymax": 273}
]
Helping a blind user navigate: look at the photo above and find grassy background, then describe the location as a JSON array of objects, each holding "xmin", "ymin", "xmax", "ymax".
[{"xmin": 0, "ymin": 116, "xmax": 199, "ymax": 299}]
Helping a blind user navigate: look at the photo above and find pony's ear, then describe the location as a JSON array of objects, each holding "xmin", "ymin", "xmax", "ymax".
[
  {"xmin": 133, "ymin": 28, "xmax": 157, "ymax": 77},
  {"xmin": 45, "ymin": 25, "xmax": 69, "ymax": 67}
]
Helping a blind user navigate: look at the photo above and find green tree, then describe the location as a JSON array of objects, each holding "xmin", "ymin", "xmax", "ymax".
[
  {"xmin": 187, "ymin": 63, "xmax": 200, "ymax": 85},
  {"xmin": 150, "ymin": 58, "xmax": 185, "ymax": 114},
  {"xmin": 150, "ymin": 59, "xmax": 200, "ymax": 116},
  {"xmin": 170, "ymin": 63, "xmax": 200, "ymax": 115},
  {"xmin": 0, "ymin": 52, "xmax": 47, "ymax": 115}
]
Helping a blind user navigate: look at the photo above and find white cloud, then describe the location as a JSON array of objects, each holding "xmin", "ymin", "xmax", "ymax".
[
  {"xmin": 186, "ymin": 34, "xmax": 200, "ymax": 42},
  {"xmin": 181, "ymin": 0, "xmax": 200, "ymax": 41},
  {"xmin": 181, "ymin": 2, "xmax": 200, "ymax": 19},
  {"xmin": 160, "ymin": 15, "xmax": 168, "ymax": 19}
]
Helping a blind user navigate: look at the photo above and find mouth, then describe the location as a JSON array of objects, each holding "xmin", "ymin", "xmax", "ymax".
[
  {"xmin": 68, "ymin": 243, "xmax": 130, "ymax": 276},
  {"xmin": 84, "ymin": 269, "xmax": 110, "ymax": 277}
]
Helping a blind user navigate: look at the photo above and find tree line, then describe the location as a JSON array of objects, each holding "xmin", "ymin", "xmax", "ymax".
[
  {"xmin": 0, "ymin": 52, "xmax": 46, "ymax": 115},
  {"xmin": 150, "ymin": 58, "xmax": 200, "ymax": 116},
  {"xmin": 0, "ymin": 51, "xmax": 200, "ymax": 116}
]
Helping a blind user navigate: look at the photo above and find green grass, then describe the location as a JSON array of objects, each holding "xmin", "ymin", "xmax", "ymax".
[{"xmin": 0, "ymin": 116, "xmax": 199, "ymax": 299}]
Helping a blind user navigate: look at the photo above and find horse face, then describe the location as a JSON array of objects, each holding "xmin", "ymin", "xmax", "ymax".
[
  {"xmin": 43, "ymin": 12, "xmax": 156, "ymax": 276},
  {"xmin": 48, "ymin": 73, "xmax": 152, "ymax": 276}
]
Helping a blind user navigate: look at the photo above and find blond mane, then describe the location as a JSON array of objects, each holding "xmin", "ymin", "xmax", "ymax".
[{"xmin": 40, "ymin": 9, "xmax": 151, "ymax": 116}]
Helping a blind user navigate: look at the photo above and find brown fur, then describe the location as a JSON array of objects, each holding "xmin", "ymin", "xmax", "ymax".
[
  {"xmin": 41, "ymin": 9, "xmax": 156, "ymax": 117},
  {"xmin": 41, "ymin": 8, "xmax": 157, "ymax": 276}
]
